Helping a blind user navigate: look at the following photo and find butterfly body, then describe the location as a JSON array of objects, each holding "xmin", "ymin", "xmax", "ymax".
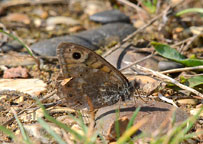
[{"xmin": 57, "ymin": 42, "xmax": 134, "ymax": 109}]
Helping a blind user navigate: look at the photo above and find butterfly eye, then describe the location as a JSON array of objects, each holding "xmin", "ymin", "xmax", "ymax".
[{"xmin": 72, "ymin": 52, "xmax": 81, "ymax": 59}]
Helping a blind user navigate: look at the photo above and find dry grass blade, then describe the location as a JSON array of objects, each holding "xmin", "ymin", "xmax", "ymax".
[
  {"xmin": 11, "ymin": 107, "xmax": 31, "ymax": 144},
  {"xmin": 136, "ymin": 65, "xmax": 203, "ymax": 98},
  {"xmin": 120, "ymin": 53, "xmax": 154, "ymax": 71},
  {"xmin": 117, "ymin": 118, "xmax": 148, "ymax": 144},
  {"xmin": 161, "ymin": 66, "xmax": 203, "ymax": 74}
]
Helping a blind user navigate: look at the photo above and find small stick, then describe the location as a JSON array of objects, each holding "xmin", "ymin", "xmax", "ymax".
[
  {"xmin": 135, "ymin": 65, "xmax": 203, "ymax": 98},
  {"xmin": 117, "ymin": 0, "xmax": 148, "ymax": 20},
  {"xmin": 161, "ymin": 66, "xmax": 203, "ymax": 74},
  {"xmin": 178, "ymin": 34, "xmax": 200, "ymax": 53},
  {"xmin": 120, "ymin": 53, "xmax": 154, "ymax": 71},
  {"xmin": 172, "ymin": 35, "xmax": 197, "ymax": 47}
]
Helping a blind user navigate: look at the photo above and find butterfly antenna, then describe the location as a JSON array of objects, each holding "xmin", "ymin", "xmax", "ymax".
[{"xmin": 136, "ymin": 89, "xmax": 147, "ymax": 103}]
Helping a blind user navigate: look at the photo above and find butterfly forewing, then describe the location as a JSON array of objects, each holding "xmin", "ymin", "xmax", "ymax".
[{"xmin": 56, "ymin": 42, "xmax": 133, "ymax": 109}]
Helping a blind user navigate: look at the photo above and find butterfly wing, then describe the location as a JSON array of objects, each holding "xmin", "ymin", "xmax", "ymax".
[{"xmin": 56, "ymin": 42, "xmax": 133, "ymax": 109}]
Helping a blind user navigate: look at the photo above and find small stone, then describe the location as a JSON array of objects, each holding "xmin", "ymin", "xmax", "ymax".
[
  {"xmin": 56, "ymin": 115, "xmax": 76, "ymax": 126},
  {"xmin": 0, "ymin": 79, "xmax": 47, "ymax": 96},
  {"xmin": 107, "ymin": 116, "xmax": 129, "ymax": 141},
  {"xmin": 105, "ymin": 48, "xmax": 159, "ymax": 70},
  {"xmin": 32, "ymin": 8, "xmax": 48, "ymax": 19},
  {"xmin": 30, "ymin": 23, "xmax": 136, "ymax": 56},
  {"xmin": 158, "ymin": 61, "xmax": 184, "ymax": 71},
  {"xmin": 0, "ymin": 40, "xmax": 23, "ymax": 52},
  {"xmin": 34, "ymin": 18, "xmax": 42, "ymax": 27},
  {"xmin": 190, "ymin": 108, "xmax": 203, "ymax": 117},
  {"xmin": 133, "ymin": 75, "xmax": 161, "ymax": 94},
  {"xmin": 95, "ymin": 99, "xmax": 188, "ymax": 140},
  {"xmin": 0, "ymin": 52, "xmax": 36, "ymax": 66},
  {"xmin": 4, "ymin": 13, "xmax": 30, "ymax": 24},
  {"xmin": 83, "ymin": 1, "xmax": 110, "ymax": 16},
  {"xmin": 68, "ymin": 25, "xmax": 85, "ymax": 33},
  {"xmin": 70, "ymin": 124, "xmax": 84, "ymax": 141},
  {"xmin": 3, "ymin": 66, "xmax": 28, "ymax": 78},
  {"xmin": 30, "ymin": 36, "xmax": 97, "ymax": 56},
  {"xmin": 24, "ymin": 123, "xmax": 65, "ymax": 144},
  {"xmin": 90, "ymin": 10, "xmax": 130, "ymax": 24},
  {"xmin": 177, "ymin": 99, "xmax": 198, "ymax": 105},
  {"xmin": 190, "ymin": 26, "xmax": 203, "ymax": 35},
  {"xmin": 46, "ymin": 16, "xmax": 80, "ymax": 26},
  {"xmin": 133, "ymin": 20, "xmax": 145, "ymax": 28},
  {"xmin": 196, "ymin": 128, "xmax": 203, "ymax": 140}
]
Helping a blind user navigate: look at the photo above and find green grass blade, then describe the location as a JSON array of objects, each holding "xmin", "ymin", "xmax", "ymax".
[
  {"xmin": 176, "ymin": 8, "xmax": 203, "ymax": 16},
  {"xmin": 115, "ymin": 109, "xmax": 120, "ymax": 140},
  {"xmin": 0, "ymin": 125, "xmax": 16, "ymax": 139},
  {"xmin": 11, "ymin": 108, "xmax": 32, "ymax": 144},
  {"xmin": 183, "ymin": 131, "xmax": 203, "ymax": 140},
  {"xmin": 170, "ymin": 107, "xmax": 202, "ymax": 144},
  {"xmin": 127, "ymin": 107, "xmax": 140, "ymax": 129},
  {"xmin": 35, "ymin": 98, "xmax": 83, "ymax": 141},
  {"xmin": 0, "ymin": 29, "xmax": 40, "ymax": 68},
  {"xmin": 98, "ymin": 133, "xmax": 108, "ymax": 144},
  {"xmin": 38, "ymin": 118, "xmax": 67, "ymax": 144},
  {"xmin": 117, "ymin": 118, "xmax": 148, "ymax": 144},
  {"xmin": 74, "ymin": 112, "xmax": 88, "ymax": 134}
]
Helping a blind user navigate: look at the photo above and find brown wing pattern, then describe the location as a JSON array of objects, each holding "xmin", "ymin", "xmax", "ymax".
[{"xmin": 56, "ymin": 42, "xmax": 134, "ymax": 109}]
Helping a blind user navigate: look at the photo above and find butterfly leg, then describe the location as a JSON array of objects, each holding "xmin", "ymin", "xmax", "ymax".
[{"xmin": 84, "ymin": 94, "xmax": 95, "ymax": 121}]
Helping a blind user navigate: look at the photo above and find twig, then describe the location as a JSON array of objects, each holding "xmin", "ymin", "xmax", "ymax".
[
  {"xmin": 3, "ymin": 90, "xmax": 57, "ymax": 126},
  {"xmin": 102, "ymin": 42, "xmax": 121, "ymax": 58},
  {"xmin": 161, "ymin": 66, "xmax": 203, "ymax": 74},
  {"xmin": 117, "ymin": 0, "xmax": 148, "ymax": 20},
  {"xmin": 120, "ymin": 53, "xmax": 154, "ymax": 71},
  {"xmin": 179, "ymin": 34, "xmax": 200, "ymax": 54},
  {"xmin": 117, "ymin": 0, "xmax": 146, "ymax": 13},
  {"xmin": 172, "ymin": 35, "xmax": 197, "ymax": 47},
  {"xmin": 158, "ymin": 93, "xmax": 178, "ymax": 107},
  {"xmin": 135, "ymin": 65, "xmax": 203, "ymax": 98}
]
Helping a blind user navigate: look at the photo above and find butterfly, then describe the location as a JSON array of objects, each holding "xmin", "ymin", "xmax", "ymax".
[{"xmin": 56, "ymin": 42, "xmax": 134, "ymax": 110}]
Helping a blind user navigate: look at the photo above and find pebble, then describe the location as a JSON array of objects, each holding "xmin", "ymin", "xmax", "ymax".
[
  {"xmin": 3, "ymin": 13, "xmax": 30, "ymax": 24},
  {"xmin": 0, "ymin": 79, "xmax": 47, "ymax": 96},
  {"xmin": 105, "ymin": 47, "xmax": 159, "ymax": 70},
  {"xmin": 190, "ymin": 108, "xmax": 203, "ymax": 117},
  {"xmin": 90, "ymin": 9, "xmax": 130, "ymax": 24},
  {"xmin": 30, "ymin": 35, "xmax": 97, "ymax": 56},
  {"xmin": 3, "ymin": 66, "xmax": 28, "ymax": 78},
  {"xmin": 30, "ymin": 23, "xmax": 136, "ymax": 56},
  {"xmin": 158, "ymin": 61, "xmax": 184, "ymax": 71},
  {"xmin": 24, "ymin": 123, "xmax": 65, "ymax": 144},
  {"xmin": 0, "ymin": 40, "xmax": 23, "ymax": 52},
  {"xmin": 177, "ymin": 99, "xmax": 198, "ymax": 105},
  {"xmin": 83, "ymin": 0, "xmax": 111, "ymax": 16},
  {"xmin": 95, "ymin": 99, "xmax": 188, "ymax": 140},
  {"xmin": 0, "ymin": 52, "xmax": 36, "ymax": 66},
  {"xmin": 46, "ymin": 16, "xmax": 80, "ymax": 26}
]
